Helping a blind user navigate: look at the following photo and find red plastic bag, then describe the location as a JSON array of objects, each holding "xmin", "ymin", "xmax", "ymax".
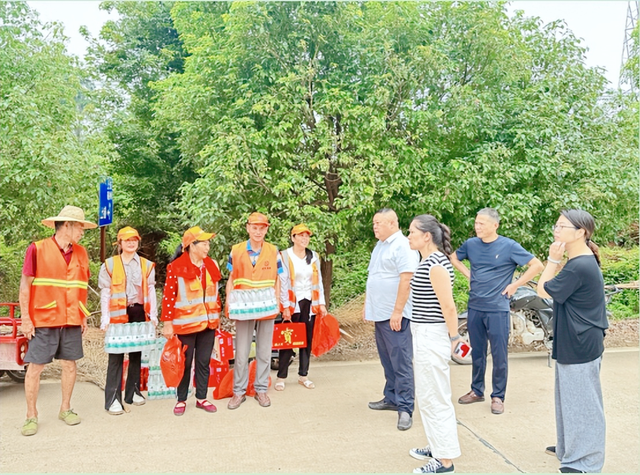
[
  {"xmin": 207, "ymin": 358, "xmax": 230, "ymax": 388},
  {"xmin": 311, "ymin": 313, "xmax": 341, "ymax": 357},
  {"xmin": 160, "ymin": 336, "xmax": 188, "ymax": 388},
  {"xmin": 213, "ymin": 368, "xmax": 234, "ymax": 399},
  {"xmin": 213, "ymin": 360, "xmax": 272, "ymax": 399}
]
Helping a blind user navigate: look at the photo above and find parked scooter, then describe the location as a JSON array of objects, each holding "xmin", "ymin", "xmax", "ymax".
[{"xmin": 452, "ymin": 283, "xmax": 622, "ymax": 366}]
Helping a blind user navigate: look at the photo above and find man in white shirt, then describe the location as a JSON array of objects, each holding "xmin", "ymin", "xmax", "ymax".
[{"xmin": 364, "ymin": 208, "xmax": 419, "ymax": 430}]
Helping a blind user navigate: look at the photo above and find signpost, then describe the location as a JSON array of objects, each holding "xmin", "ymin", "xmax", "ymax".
[{"xmin": 99, "ymin": 176, "xmax": 113, "ymax": 262}]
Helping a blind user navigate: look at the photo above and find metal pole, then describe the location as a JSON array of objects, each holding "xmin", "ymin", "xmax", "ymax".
[{"xmin": 100, "ymin": 226, "xmax": 106, "ymax": 263}]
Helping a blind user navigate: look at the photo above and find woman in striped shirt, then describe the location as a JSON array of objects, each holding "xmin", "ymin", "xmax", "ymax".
[{"xmin": 406, "ymin": 214, "xmax": 461, "ymax": 474}]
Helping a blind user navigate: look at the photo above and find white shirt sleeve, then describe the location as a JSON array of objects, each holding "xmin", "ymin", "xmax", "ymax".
[
  {"xmin": 147, "ymin": 266, "xmax": 158, "ymax": 323},
  {"xmin": 314, "ymin": 254, "xmax": 327, "ymax": 306},
  {"xmin": 98, "ymin": 263, "xmax": 111, "ymax": 330},
  {"xmin": 279, "ymin": 251, "xmax": 290, "ymax": 306}
]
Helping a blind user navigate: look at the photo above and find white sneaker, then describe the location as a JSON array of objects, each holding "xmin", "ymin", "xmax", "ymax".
[
  {"xmin": 132, "ymin": 393, "xmax": 146, "ymax": 406},
  {"xmin": 107, "ymin": 400, "xmax": 124, "ymax": 415}
]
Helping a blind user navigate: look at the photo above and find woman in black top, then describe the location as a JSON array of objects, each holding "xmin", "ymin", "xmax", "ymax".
[{"xmin": 538, "ymin": 209, "xmax": 607, "ymax": 473}]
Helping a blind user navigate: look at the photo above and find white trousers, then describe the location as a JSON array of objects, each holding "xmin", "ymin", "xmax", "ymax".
[{"xmin": 411, "ymin": 322, "xmax": 461, "ymax": 459}]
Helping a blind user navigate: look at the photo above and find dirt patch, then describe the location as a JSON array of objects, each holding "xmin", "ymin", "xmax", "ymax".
[{"xmin": 19, "ymin": 294, "xmax": 636, "ymax": 387}]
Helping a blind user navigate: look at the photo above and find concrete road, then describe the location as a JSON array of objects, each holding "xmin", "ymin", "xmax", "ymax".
[{"xmin": 1, "ymin": 348, "xmax": 637, "ymax": 473}]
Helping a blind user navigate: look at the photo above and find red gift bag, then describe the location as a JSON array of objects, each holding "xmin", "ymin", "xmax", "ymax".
[
  {"xmin": 272, "ymin": 322, "xmax": 307, "ymax": 350},
  {"xmin": 160, "ymin": 336, "xmax": 188, "ymax": 388},
  {"xmin": 212, "ymin": 330, "xmax": 234, "ymax": 362},
  {"xmin": 311, "ymin": 313, "xmax": 341, "ymax": 357},
  {"xmin": 121, "ymin": 360, "xmax": 149, "ymax": 391}
]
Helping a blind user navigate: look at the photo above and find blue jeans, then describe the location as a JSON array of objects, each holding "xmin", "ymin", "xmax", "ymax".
[
  {"xmin": 374, "ymin": 318, "xmax": 414, "ymax": 415},
  {"xmin": 467, "ymin": 308, "xmax": 510, "ymax": 400}
]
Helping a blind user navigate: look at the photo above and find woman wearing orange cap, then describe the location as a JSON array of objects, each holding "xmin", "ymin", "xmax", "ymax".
[
  {"xmin": 276, "ymin": 224, "xmax": 327, "ymax": 390},
  {"xmin": 161, "ymin": 226, "xmax": 222, "ymax": 416},
  {"xmin": 99, "ymin": 226, "xmax": 158, "ymax": 415}
]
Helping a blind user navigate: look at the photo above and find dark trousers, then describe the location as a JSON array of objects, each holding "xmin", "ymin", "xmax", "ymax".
[
  {"xmin": 104, "ymin": 304, "xmax": 146, "ymax": 409},
  {"xmin": 467, "ymin": 308, "xmax": 510, "ymax": 400},
  {"xmin": 277, "ymin": 299, "xmax": 315, "ymax": 379},
  {"xmin": 176, "ymin": 328, "xmax": 215, "ymax": 401},
  {"xmin": 374, "ymin": 317, "xmax": 415, "ymax": 415}
]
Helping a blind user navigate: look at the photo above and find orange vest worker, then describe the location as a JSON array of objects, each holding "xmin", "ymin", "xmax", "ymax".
[
  {"xmin": 104, "ymin": 255, "xmax": 155, "ymax": 324},
  {"xmin": 29, "ymin": 238, "xmax": 90, "ymax": 327}
]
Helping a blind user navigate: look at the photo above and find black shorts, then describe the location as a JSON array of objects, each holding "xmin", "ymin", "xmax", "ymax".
[{"xmin": 24, "ymin": 326, "xmax": 83, "ymax": 364}]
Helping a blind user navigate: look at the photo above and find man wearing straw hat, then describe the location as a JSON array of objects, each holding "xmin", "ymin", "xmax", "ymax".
[{"xmin": 18, "ymin": 205, "xmax": 97, "ymax": 436}]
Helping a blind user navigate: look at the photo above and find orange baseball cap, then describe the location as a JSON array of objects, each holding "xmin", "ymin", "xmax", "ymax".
[
  {"xmin": 116, "ymin": 226, "xmax": 141, "ymax": 242},
  {"xmin": 291, "ymin": 224, "xmax": 312, "ymax": 236},
  {"xmin": 182, "ymin": 226, "xmax": 216, "ymax": 248},
  {"xmin": 247, "ymin": 212, "xmax": 270, "ymax": 226}
]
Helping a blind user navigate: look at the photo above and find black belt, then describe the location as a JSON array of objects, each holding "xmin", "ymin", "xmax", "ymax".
[{"xmin": 127, "ymin": 303, "xmax": 143, "ymax": 308}]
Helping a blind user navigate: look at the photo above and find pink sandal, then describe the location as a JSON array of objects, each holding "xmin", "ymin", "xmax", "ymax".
[{"xmin": 173, "ymin": 401, "xmax": 186, "ymax": 416}]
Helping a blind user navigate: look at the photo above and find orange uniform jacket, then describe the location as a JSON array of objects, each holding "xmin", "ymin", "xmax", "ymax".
[
  {"xmin": 162, "ymin": 252, "xmax": 221, "ymax": 335},
  {"xmin": 104, "ymin": 255, "xmax": 155, "ymax": 324},
  {"xmin": 29, "ymin": 238, "xmax": 90, "ymax": 327},
  {"xmin": 229, "ymin": 241, "xmax": 279, "ymax": 320}
]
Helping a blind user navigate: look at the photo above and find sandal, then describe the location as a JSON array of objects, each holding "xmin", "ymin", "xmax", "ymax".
[
  {"xmin": 196, "ymin": 400, "xmax": 217, "ymax": 413},
  {"xmin": 298, "ymin": 378, "xmax": 315, "ymax": 389},
  {"xmin": 173, "ymin": 401, "xmax": 186, "ymax": 416},
  {"xmin": 275, "ymin": 379, "xmax": 286, "ymax": 391}
]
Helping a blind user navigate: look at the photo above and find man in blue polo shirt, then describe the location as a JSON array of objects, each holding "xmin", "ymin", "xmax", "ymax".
[{"xmin": 450, "ymin": 208, "xmax": 543, "ymax": 415}]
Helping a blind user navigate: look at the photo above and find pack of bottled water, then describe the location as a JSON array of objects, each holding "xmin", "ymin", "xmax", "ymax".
[
  {"xmin": 104, "ymin": 321, "xmax": 156, "ymax": 354},
  {"xmin": 227, "ymin": 288, "xmax": 278, "ymax": 320}
]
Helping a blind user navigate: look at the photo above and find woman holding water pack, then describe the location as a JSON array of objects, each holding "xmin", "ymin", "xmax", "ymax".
[{"xmin": 99, "ymin": 226, "xmax": 158, "ymax": 415}]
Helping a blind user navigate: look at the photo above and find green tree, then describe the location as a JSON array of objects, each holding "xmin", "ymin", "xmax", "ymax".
[
  {"xmin": 150, "ymin": 1, "xmax": 636, "ymax": 304},
  {"xmin": 84, "ymin": 1, "xmax": 193, "ymax": 244},
  {"xmin": 0, "ymin": 2, "xmax": 108, "ymax": 243}
]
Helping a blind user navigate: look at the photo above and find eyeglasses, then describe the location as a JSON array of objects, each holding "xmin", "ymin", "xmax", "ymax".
[{"xmin": 552, "ymin": 225, "xmax": 577, "ymax": 231}]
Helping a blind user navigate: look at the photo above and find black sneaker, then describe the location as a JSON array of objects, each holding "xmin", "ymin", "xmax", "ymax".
[
  {"xmin": 409, "ymin": 446, "xmax": 433, "ymax": 461},
  {"xmin": 559, "ymin": 467, "xmax": 585, "ymax": 473},
  {"xmin": 545, "ymin": 446, "xmax": 556, "ymax": 456},
  {"xmin": 413, "ymin": 459, "xmax": 454, "ymax": 474}
]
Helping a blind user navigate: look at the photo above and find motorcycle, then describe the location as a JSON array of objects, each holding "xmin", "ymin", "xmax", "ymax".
[{"xmin": 452, "ymin": 283, "xmax": 622, "ymax": 366}]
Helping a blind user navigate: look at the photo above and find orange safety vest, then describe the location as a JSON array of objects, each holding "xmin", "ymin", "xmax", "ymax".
[
  {"xmin": 167, "ymin": 252, "xmax": 221, "ymax": 335},
  {"xmin": 104, "ymin": 255, "xmax": 155, "ymax": 324},
  {"xmin": 29, "ymin": 237, "xmax": 90, "ymax": 327},
  {"xmin": 281, "ymin": 249, "xmax": 323, "ymax": 315},
  {"xmin": 230, "ymin": 241, "xmax": 279, "ymax": 320}
]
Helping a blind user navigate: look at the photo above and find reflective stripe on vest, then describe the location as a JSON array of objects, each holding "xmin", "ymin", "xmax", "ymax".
[
  {"xmin": 105, "ymin": 255, "xmax": 154, "ymax": 324},
  {"xmin": 29, "ymin": 238, "xmax": 90, "ymax": 327},
  {"xmin": 171, "ymin": 264, "xmax": 220, "ymax": 333},
  {"xmin": 281, "ymin": 249, "xmax": 322, "ymax": 314}
]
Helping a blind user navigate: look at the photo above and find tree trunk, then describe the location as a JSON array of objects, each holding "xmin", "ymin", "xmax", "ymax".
[{"xmin": 321, "ymin": 239, "xmax": 336, "ymax": 309}]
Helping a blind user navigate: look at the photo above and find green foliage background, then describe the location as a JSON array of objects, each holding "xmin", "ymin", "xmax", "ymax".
[{"xmin": 0, "ymin": 1, "xmax": 638, "ymax": 320}]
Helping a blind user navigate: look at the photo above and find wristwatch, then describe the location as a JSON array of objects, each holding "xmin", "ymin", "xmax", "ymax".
[{"xmin": 450, "ymin": 334, "xmax": 461, "ymax": 342}]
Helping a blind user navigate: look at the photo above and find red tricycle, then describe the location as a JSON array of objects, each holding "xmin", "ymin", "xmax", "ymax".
[{"xmin": 0, "ymin": 303, "xmax": 29, "ymax": 382}]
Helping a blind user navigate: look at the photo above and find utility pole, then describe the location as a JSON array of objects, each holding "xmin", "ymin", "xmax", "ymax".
[{"xmin": 619, "ymin": 1, "xmax": 639, "ymax": 93}]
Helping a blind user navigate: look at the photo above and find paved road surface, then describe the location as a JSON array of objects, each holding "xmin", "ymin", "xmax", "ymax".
[{"xmin": 1, "ymin": 348, "xmax": 637, "ymax": 473}]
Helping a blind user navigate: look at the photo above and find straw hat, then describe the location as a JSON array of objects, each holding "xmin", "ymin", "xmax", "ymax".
[
  {"xmin": 247, "ymin": 212, "xmax": 270, "ymax": 226},
  {"xmin": 115, "ymin": 226, "xmax": 140, "ymax": 243},
  {"xmin": 41, "ymin": 205, "xmax": 97, "ymax": 229},
  {"xmin": 182, "ymin": 226, "xmax": 216, "ymax": 248},
  {"xmin": 291, "ymin": 224, "xmax": 312, "ymax": 236}
]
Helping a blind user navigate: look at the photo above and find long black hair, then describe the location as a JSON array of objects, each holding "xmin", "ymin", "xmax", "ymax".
[
  {"xmin": 411, "ymin": 214, "xmax": 453, "ymax": 258},
  {"xmin": 561, "ymin": 209, "xmax": 601, "ymax": 267}
]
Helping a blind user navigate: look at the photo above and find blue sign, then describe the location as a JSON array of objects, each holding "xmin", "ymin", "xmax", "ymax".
[{"xmin": 98, "ymin": 176, "xmax": 113, "ymax": 226}]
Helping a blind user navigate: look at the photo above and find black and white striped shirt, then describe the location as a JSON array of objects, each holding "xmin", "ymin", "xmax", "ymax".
[{"xmin": 410, "ymin": 251, "xmax": 454, "ymax": 324}]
